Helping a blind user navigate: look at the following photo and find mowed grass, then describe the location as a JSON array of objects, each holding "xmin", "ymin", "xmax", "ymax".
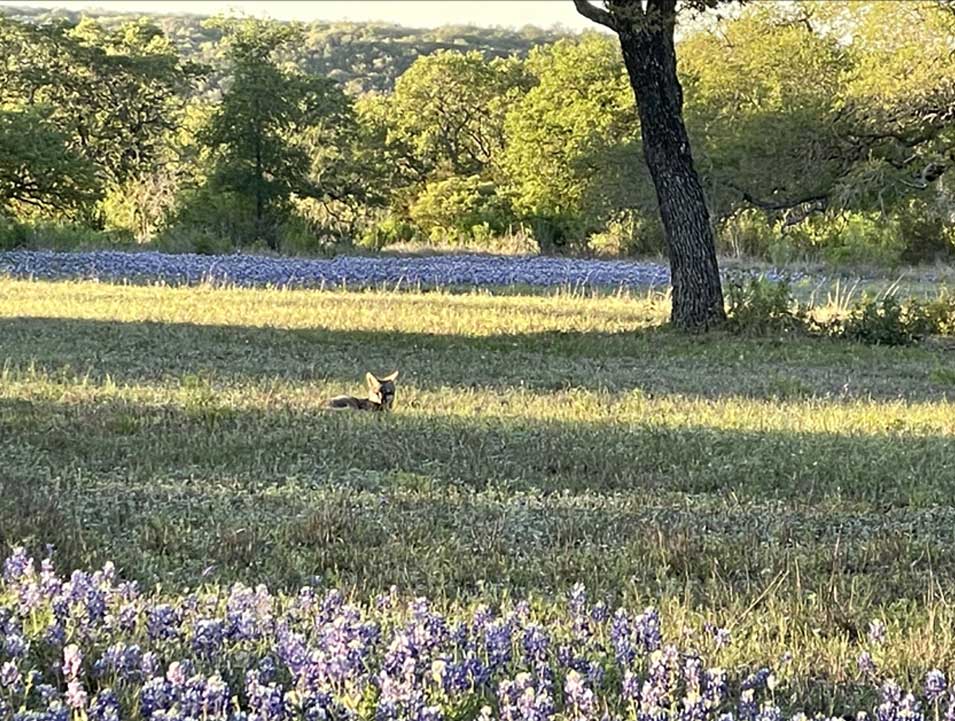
[{"xmin": 2, "ymin": 276, "xmax": 955, "ymax": 708}]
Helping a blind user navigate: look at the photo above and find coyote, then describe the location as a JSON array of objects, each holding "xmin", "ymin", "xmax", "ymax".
[{"xmin": 326, "ymin": 371, "xmax": 399, "ymax": 411}]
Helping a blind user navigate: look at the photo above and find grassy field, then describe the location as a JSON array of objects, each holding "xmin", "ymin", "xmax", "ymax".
[{"xmin": 2, "ymin": 276, "xmax": 955, "ymax": 711}]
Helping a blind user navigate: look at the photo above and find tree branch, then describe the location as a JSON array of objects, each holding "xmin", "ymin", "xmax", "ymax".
[
  {"xmin": 573, "ymin": 0, "xmax": 619, "ymax": 31},
  {"xmin": 724, "ymin": 180, "xmax": 828, "ymax": 212}
]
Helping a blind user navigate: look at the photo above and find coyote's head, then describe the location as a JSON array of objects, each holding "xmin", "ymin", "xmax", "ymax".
[{"xmin": 366, "ymin": 371, "xmax": 399, "ymax": 409}]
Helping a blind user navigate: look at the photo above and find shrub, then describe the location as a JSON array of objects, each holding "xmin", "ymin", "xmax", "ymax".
[
  {"xmin": 0, "ymin": 216, "xmax": 30, "ymax": 250},
  {"xmin": 101, "ymin": 172, "xmax": 180, "ymax": 243},
  {"xmin": 833, "ymin": 294, "xmax": 954, "ymax": 346},
  {"xmin": 717, "ymin": 208, "xmax": 782, "ymax": 259},
  {"xmin": 895, "ymin": 198, "xmax": 955, "ymax": 263},
  {"xmin": 522, "ymin": 213, "xmax": 590, "ymax": 254},
  {"xmin": 784, "ymin": 212, "xmax": 907, "ymax": 268},
  {"xmin": 0, "ymin": 217, "xmax": 132, "ymax": 251},
  {"xmin": 724, "ymin": 275, "xmax": 809, "ymax": 336},
  {"xmin": 358, "ymin": 215, "xmax": 418, "ymax": 250},
  {"xmin": 408, "ymin": 175, "xmax": 515, "ymax": 245},
  {"xmin": 152, "ymin": 226, "xmax": 234, "ymax": 256},
  {"xmin": 168, "ymin": 186, "xmax": 278, "ymax": 249},
  {"xmin": 588, "ymin": 209, "xmax": 664, "ymax": 257},
  {"xmin": 724, "ymin": 276, "xmax": 955, "ymax": 346}
]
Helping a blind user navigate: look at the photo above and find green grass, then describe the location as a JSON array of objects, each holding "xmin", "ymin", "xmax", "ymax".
[{"xmin": 1, "ymin": 277, "xmax": 955, "ymax": 709}]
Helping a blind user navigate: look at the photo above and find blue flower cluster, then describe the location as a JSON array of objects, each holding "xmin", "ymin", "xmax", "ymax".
[
  {"xmin": 0, "ymin": 250, "xmax": 796, "ymax": 291},
  {"xmin": 0, "ymin": 549, "xmax": 948, "ymax": 721}
]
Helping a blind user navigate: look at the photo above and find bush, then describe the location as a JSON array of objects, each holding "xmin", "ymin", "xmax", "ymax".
[
  {"xmin": 358, "ymin": 215, "xmax": 417, "ymax": 250},
  {"xmin": 717, "ymin": 209, "xmax": 930, "ymax": 268},
  {"xmin": 895, "ymin": 198, "xmax": 955, "ymax": 263},
  {"xmin": 0, "ymin": 217, "xmax": 132, "ymax": 251},
  {"xmin": 588, "ymin": 209, "xmax": 664, "ymax": 257},
  {"xmin": 168, "ymin": 186, "xmax": 277, "ymax": 249},
  {"xmin": 521, "ymin": 213, "xmax": 589, "ymax": 254},
  {"xmin": 777, "ymin": 211, "xmax": 906, "ymax": 268},
  {"xmin": 723, "ymin": 275, "xmax": 809, "ymax": 336},
  {"xmin": 152, "ymin": 226, "xmax": 234, "ymax": 256},
  {"xmin": 409, "ymin": 175, "xmax": 515, "ymax": 245},
  {"xmin": 717, "ymin": 209, "xmax": 782, "ymax": 259},
  {"xmin": 101, "ymin": 172, "xmax": 180, "ymax": 243},
  {"xmin": 0, "ymin": 216, "xmax": 30, "ymax": 250},
  {"xmin": 724, "ymin": 276, "xmax": 955, "ymax": 346},
  {"xmin": 834, "ymin": 295, "xmax": 938, "ymax": 346}
]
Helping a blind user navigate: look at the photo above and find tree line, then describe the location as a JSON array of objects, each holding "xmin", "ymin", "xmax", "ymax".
[{"xmin": 1, "ymin": 2, "xmax": 953, "ymax": 273}]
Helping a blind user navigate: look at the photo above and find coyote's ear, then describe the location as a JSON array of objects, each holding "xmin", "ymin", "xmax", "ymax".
[
  {"xmin": 380, "ymin": 370, "xmax": 399, "ymax": 382},
  {"xmin": 366, "ymin": 372, "xmax": 381, "ymax": 389}
]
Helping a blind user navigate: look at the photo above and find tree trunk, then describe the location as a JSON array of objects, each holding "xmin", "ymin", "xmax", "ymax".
[{"xmin": 613, "ymin": 0, "xmax": 725, "ymax": 329}]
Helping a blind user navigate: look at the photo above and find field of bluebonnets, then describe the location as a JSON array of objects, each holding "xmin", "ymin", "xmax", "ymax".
[{"xmin": 2, "ymin": 250, "xmax": 955, "ymax": 720}]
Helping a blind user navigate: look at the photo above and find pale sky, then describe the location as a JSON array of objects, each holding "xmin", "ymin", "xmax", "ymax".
[{"xmin": 0, "ymin": 1, "xmax": 602, "ymax": 31}]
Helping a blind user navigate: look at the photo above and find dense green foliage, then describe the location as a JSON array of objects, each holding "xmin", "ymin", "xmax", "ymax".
[
  {"xmin": 1, "ymin": 2, "xmax": 953, "ymax": 264},
  {"xmin": 724, "ymin": 275, "xmax": 955, "ymax": 344}
]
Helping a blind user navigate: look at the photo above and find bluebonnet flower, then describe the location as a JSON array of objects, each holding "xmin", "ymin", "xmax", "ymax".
[
  {"xmin": 44, "ymin": 620, "xmax": 66, "ymax": 648},
  {"xmin": 944, "ymin": 695, "xmax": 955, "ymax": 721},
  {"xmin": 565, "ymin": 669, "xmax": 596, "ymax": 719},
  {"xmin": 636, "ymin": 608, "xmax": 662, "ymax": 653},
  {"xmin": 738, "ymin": 689, "xmax": 758, "ymax": 721},
  {"xmin": 140, "ymin": 676, "xmax": 174, "ymax": 717},
  {"xmin": 611, "ymin": 609, "xmax": 636, "ymax": 667},
  {"xmin": 882, "ymin": 681, "xmax": 904, "ymax": 705},
  {"xmin": 203, "ymin": 673, "xmax": 231, "ymax": 715},
  {"xmin": 704, "ymin": 623, "xmax": 731, "ymax": 649},
  {"xmin": 117, "ymin": 603, "xmax": 139, "ymax": 632},
  {"xmin": 246, "ymin": 668, "xmax": 288, "ymax": 720},
  {"xmin": 226, "ymin": 583, "xmax": 271, "ymax": 642},
  {"xmin": 484, "ymin": 619, "xmax": 513, "ymax": 670},
  {"xmin": 62, "ymin": 644, "xmax": 83, "ymax": 679},
  {"xmin": 375, "ymin": 586, "xmax": 399, "ymax": 611},
  {"xmin": 925, "ymin": 670, "xmax": 947, "ymax": 701},
  {"xmin": 523, "ymin": 624, "xmax": 550, "ymax": 663},
  {"xmin": 0, "ymin": 250, "xmax": 700, "ymax": 293},
  {"xmin": 192, "ymin": 617, "xmax": 225, "ymax": 657},
  {"xmin": 569, "ymin": 584, "xmax": 588, "ymax": 615},
  {"xmin": 877, "ymin": 684, "xmax": 924, "ymax": 721},
  {"xmin": 591, "ymin": 602, "xmax": 609, "ymax": 624},
  {"xmin": 3, "ymin": 546, "xmax": 954, "ymax": 721},
  {"xmin": 257, "ymin": 654, "xmax": 278, "ymax": 683},
  {"xmin": 705, "ymin": 668, "xmax": 729, "ymax": 706},
  {"xmin": 147, "ymin": 604, "xmax": 180, "ymax": 641},
  {"xmin": 88, "ymin": 689, "xmax": 121, "ymax": 721},
  {"xmin": 858, "ymin": 652, "xmax": 876, "ymax": 675},
  {"xmin": 1, "ymin": 660, "xmax": 21, "ymax": 688},
  {"xmin": 756, "ymin": 705, "xmax": 783, "ymax": 721},
  {"xmin": 869, "ymin": 620, "xmax": 888, "ymax": 645},
  {"xmin": 166, "ymin": 659, "xmax": 195, "ymax": 687},
  {"xmin": 3, "ymin": 546, "xmax": 33, "ymax": 583},
  {"xmin": 742, "ymin": 668, "xmax": 772, "ymax": 692},
  {"xmin": 141, "ymin": 651, "xmax": 161, "ymax": 677},
  {"xmin": 65, "ymin": 678, "xmax": 88, "ymax": 710},
  {"xmin": 4, "ymin": 632, "xmax": 27, "ymax": 658},
  {"xmin": 499, "ymin": 672, "xmax": 555, "ymax": 721},
  {"xmin": 94, "ymin": 643, "xmax": 143, "ymax": 680},
  {"xmin": 622, "ymin": 670, "xmax": 640, "ymax": 702}
]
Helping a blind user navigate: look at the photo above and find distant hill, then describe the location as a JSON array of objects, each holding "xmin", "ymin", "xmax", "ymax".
[{"xmin": 0, "ymin": 4, "xmax": 573, "ymax": 95}]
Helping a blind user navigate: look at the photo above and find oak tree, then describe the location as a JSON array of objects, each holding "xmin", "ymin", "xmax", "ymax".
[{"xmin": 574, "ymin": 0, "xmax": 732, "ymax": 329}]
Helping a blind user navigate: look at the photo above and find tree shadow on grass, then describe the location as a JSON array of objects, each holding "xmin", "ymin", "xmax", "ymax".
[
  {"xmin": 1, "ymin": 315, "xmax": 952, "ymax": 401},
  {"xmin": 1, "ymin": 392, "xmax": 951, "ymax": 506}
]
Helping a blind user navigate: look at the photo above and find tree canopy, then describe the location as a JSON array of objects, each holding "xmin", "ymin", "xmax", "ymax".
[{"xmin": 0, "ymin": 3, "xmax": 951, "ymax": 269}]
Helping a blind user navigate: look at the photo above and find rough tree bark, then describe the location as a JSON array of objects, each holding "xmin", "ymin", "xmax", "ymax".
[{"xmin": 574, "ymin": 0, "xmax": 725, "ymax": 329}]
